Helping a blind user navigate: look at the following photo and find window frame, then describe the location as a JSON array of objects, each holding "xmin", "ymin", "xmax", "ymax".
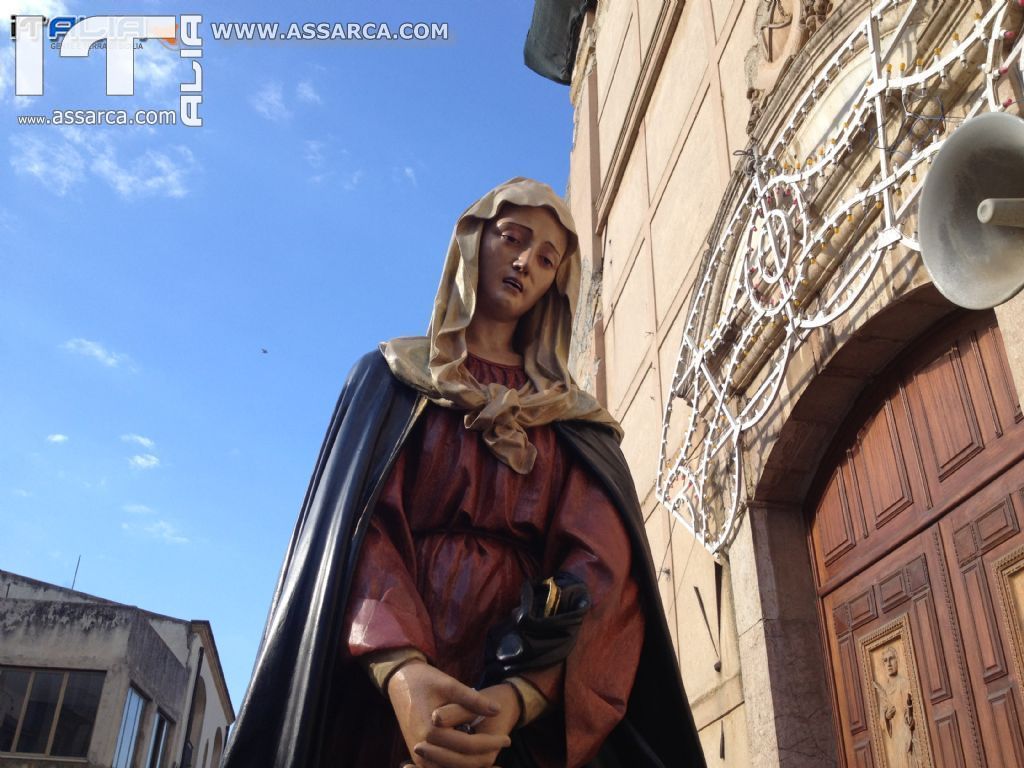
[
  {"xmin": 144, "ymin": 709, "xmax": 172, "ymax": 768},
  {"xmin": 0, "ymin": 665, "xmax": 105, "ymax": 758},
  {"xmin": 112, "ymin": 685, "xmax": 148, "ymax": 768}
]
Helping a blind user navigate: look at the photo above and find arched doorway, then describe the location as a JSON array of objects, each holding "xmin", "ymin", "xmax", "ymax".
[
  {"xmin": 210, "ymin": 729, "xmax": 223, "ymax": 768},
  {"xmin": 186, "ymin": 678, "xmax": 206, "ymax": 768},
  {"xmin": 807, "ymin": 310, "xmax": 1024, "ymax": 766}
]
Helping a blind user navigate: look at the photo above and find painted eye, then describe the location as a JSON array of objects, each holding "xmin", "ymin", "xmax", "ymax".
[{"xmin": 501, "ymin": 233, "xmax": 520, "ymax": 245}]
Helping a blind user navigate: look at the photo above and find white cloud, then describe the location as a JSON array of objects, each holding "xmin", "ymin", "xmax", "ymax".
[
  {"xmin": 129, "ymin": 454, "xmax": 160, "ymax": 469},
  {"xmin": 0, "ymin": 48, "xmax": 11, "ymax": 106},
  {"xmin": 61, "ymin": 338, "xmax": 133, "ymax": 369},
  {"xmin": 121, "ymin": 433, "xmax": 155, "ymax": 449},
  {"xmin": 9, "ymin": 130, "xmax": 198, "ymax": 199},
  {"xmin": 12, "ymin": 488, "xmax": 31, "ymax": 497},
  {"xmin": 0, "ymin": 1, "xmax": 70, "ymax": 17},
  {"xmin": 122, "ymin": 519, "xmax": 188, "ymax": 545},
  {"xmin": 122, "ymin": 503, "xmax": 155, "ymax": 515},
  {"xmin": 10, "ymin": 135, "xmax": 87, "ymax": 196},
  {"xmin": 46, "ymin": 433, "xmax": 69, "ymax": 443},
  {"xmin": 296, "ymin": 80, "xmax": 322, "ymax": 104},
  {"xmin": 134, "ymin": 43, "xmax": 180, "ymax": 94},
  {"xmin": 250, "ymin": 82, "xmax": 290, "ymax": 122},
  {"xmin": 92, "ymin": 145, "xmax": 195, "ymax": 199},
  {"xmin": 0, "ymin": 207, "xmax": 14, "ymax": 232},
  {"xmin": 403, "ymin": 166, "xmax": 417, "ymax": 185},
  {"xmin": 343, "ymin": 170, "xmax": 365, "ymax": 191},
  {"xmin": 304, "ymin": 140, "xmax": 326, "ymax": 168}
]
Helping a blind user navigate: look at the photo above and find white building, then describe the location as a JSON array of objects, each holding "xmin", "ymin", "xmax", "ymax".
[{"xmin": 0, "ymin": 570, "xmax": 234, "ymax": 768}]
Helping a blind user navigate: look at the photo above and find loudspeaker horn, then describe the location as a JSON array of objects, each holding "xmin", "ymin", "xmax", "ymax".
[{"xmin": 919, "ymin": 111, "xmax": 1024, "ymax": 310}]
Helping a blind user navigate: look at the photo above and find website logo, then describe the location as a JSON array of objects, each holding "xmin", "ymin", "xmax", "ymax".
[{"xmin": 12, "ymin": 14, "xmax": 203, "ymax": 127}]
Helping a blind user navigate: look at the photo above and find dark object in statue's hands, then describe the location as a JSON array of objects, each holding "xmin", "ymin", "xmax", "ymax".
[{"xmin": 480, "ymin": 572, "xmax": 591, "ymax": 687}]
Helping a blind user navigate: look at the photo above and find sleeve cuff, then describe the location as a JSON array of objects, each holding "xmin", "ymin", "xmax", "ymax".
[
  {"xmin": 505, "ymin": 676, "xmax": 550, "ymax": 727},
  {"xmin": 363, "ymin": 647, "xmax": 428, "ymax": 693}
]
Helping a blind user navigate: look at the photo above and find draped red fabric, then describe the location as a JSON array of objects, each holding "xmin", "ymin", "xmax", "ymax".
[{"xmin": 340, "ymin": 354, "xmax": 645, "ymax": 766}]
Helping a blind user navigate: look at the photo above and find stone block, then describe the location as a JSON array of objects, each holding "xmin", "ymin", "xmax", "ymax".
[
  {"xmin": 651, "ymin": 101, "xmax": 727, "ymax": 323},
  {"xmin": 718, "ymin": 0, "xmax": 757, "ymax": 156},
  {"xmin": 603, "ymin": 136, "xmax": 650, "ymax": 300},
  {"xmin": 644, "ymin": 0, "xmax": 709, "ymax": 185},
  {"xmin": 598, "ymin": 15, "xmax": 642, "ymax": 181}
]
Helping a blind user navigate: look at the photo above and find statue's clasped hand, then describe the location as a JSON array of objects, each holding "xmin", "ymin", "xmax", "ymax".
[{"xmin": 388, "ymin": 661, "xmax": 520, "ymax": 768}]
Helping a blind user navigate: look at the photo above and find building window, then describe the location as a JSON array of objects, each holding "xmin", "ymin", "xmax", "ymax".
[
  {"xmin": 145, "ymin": 711, "xmax": 171, "ymax": 768},
  {"xmin": 112, "ymin": 686, "xmax": 146, "ymax": 768},
  {"xmin": 0, "ymin": 666, "xmax": 104, "ymax": 758}
]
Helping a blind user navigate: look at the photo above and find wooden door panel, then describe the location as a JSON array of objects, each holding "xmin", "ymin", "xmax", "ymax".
[
  {"xmin": 903, "ymin": 323, "xmax": 1024, "ymax": 516},
  {"xmin": 933, "ymin": 711, "xmax": 968, "ymax": 768},
  {"xmin": 812, "ymin": 382, "xmax": 931, "ymax": 592},
  {"xmin": 940, "ymin": 466, "xmax": 1024, "ymax": 767},
  {"xmin": 906, "ymin": 344, "xmax": 985, "ymax": 482},
  {"xmin": 855, "ymin": 400, "xmax": 916, "ymax": 528}
]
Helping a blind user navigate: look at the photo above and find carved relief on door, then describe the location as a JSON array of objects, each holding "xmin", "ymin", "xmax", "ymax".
[
  {"xmin": 860, "ymin": 616, "xmax": 934, "ymax": 768},
  {"xmin": 823, "ymin": 532, "xmax": 974, "ymax": 767}
]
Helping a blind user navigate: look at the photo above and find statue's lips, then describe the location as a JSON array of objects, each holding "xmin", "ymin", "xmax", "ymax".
[{"xmin": 502, "ymin": 277, "xmax": 524, "ymax": 292}]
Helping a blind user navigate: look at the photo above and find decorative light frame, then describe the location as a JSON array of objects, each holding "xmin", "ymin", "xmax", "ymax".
[{"xmin": 656, "ymin": 0, "xmax": 1024, "ymax": 555}]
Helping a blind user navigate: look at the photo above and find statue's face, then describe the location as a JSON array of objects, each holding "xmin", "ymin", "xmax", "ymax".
[
  {"xmin": 883, "ymin": 649, "xmax": 898, "ymax": 676},
  {"xmin": 475, "ymin": 203, "xmax": 569, "ymax": 324}
]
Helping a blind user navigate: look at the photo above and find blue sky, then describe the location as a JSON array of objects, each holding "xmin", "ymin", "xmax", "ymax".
[{"xmin": 0, "ymin": 0, "xmax": 573, "ymax": 709}]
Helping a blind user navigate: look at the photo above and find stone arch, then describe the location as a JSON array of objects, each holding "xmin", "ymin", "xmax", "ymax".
[
  {"xmin": 210, "ymin": 729, "xmax": 223, "ymax": 768},
  {"xmin": 187, "ymin": 677, "xmax": 206, "ymax": 768},
  {"xmin": 731, "ymin": 283, "xmax": 959, "ymax": 766}
]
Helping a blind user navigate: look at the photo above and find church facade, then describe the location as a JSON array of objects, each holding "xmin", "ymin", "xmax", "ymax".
[{"xmin": 557, "ymin": 1, "xmax": 1024, "ymax": 765}]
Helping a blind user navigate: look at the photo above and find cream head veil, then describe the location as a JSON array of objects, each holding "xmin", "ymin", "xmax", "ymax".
[{"xmin": 380, "ymin": 177, "xmax": 623, "ymax": 474}]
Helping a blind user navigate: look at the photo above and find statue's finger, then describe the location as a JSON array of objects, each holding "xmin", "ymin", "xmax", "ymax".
[
  {"xmin": 441, "ymin": 680, "xmax": 501, "ymax": 717},
  {"xmin": 431, "ymin": 703, "xmax": 473, "ymax": 727},
  {"xmin": 424, "ymin": 725, "xmax": 510, "ymax": 755}
]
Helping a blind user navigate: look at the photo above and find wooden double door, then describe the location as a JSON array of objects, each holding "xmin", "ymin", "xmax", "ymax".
[{"xmin": 809, "ymin": 311, "xmax": 1024, "ymax": 767}]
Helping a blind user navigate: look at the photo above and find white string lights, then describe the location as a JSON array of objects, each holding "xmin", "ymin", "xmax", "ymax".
[{"xmin": 656, "ymin": 0, "xmax": 1024, "ymax": 555}]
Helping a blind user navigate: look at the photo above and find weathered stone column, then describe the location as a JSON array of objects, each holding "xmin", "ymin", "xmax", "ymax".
[
  {"xmin": 994, "ymin": 290, "xmax": 1024, "ymax": 403},
  {"xmin": 730, "ymin": 502, "xmax": 838, "ymax": 768}
]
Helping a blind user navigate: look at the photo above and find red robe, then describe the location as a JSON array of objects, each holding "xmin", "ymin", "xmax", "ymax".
[{"xmin": 342, "ymin": 353, "xmax": 644, "ymax": 766}]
